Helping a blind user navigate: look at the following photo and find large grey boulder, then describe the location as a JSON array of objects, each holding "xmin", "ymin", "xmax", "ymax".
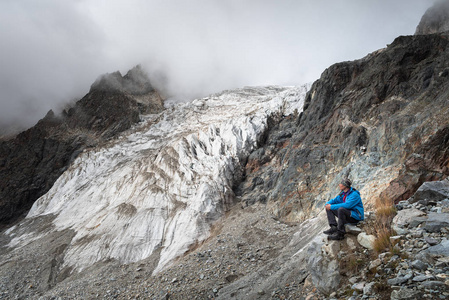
[
  {"xmin": 392, "ymin": 208, "xmax": 426, "ymax": 228},
  {"xmin": 357, "ymin": 232, "xmax": 375, "ymax": 250},
  {"xmin": 387, "ymin": 272, "xmax": 413, "ymax": 285},
  {"xmin": 410, "ymin": 259, "xmax": 428, "ymax": 271},
  {"xmin": 413, "ymin": 274, "xmax": 434, "ymax": 282},
  {"xmin": 424, "ymin": 212, "xmax": 449, "ymax": 232},
  {"xmin": 420, "ymin": 280, "xmax": 447, "ymax": 289},
  {"xmin": 410, "ymin": 180, "xmax": 449, "ymax": 204},
  {"xmin": 409, "ymin": 216, "xmax": 428, "ymax": 229},
  {"xmin": 426, "ymin": 238, "xmax": 449, "ymax": 256},
  {"xmin": 307, "ymin": 238, "xmax": 341, "ymax": 295},
  {"xmin": 415, "ymin": 251, "xmax": 435, "ymax": 265}
]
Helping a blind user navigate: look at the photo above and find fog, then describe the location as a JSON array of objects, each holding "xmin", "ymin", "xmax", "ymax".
[{"xmin": 0, "ymin": 0, "xmax": 436, "ymax": 133}]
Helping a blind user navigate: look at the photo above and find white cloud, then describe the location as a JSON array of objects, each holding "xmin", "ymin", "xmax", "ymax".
[{"xmin": 0, "ymin": 0, "xmax": 436, "ymax": 132}]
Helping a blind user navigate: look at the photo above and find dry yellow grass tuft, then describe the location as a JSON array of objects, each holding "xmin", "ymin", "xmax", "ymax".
[
  {"xmin": 373, "ymin": 225, "xmax": 395, "ymax": 254},
  {"xmin": 372, "ymin": 197, "xmax": 397, "ymax": 254}
]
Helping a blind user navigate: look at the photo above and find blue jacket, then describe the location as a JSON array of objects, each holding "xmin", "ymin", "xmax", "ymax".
[{"xmin": 326, "ymin": 188, "xmax": 364, "ymax": 221}]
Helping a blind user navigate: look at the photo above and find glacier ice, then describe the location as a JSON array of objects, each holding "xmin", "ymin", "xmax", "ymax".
[{"xmin": 10, "ymin": 85, "xmax": 309, "ymax": 273}]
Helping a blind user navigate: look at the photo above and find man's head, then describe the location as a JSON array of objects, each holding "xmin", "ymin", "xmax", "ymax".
[{"xmin": 339, "ymin": 178, "xmax": 352, "ymax": 191}]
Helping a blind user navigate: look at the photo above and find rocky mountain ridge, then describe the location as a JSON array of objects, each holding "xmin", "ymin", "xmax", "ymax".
[{"xmin": 0, "ymin": 65, "xmax": 164, "ymax": 226}]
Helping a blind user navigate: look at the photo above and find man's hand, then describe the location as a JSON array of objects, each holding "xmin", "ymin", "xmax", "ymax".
[{"xmin": 325, "ymin": 204, "xmax": 331, "ymax": 211}]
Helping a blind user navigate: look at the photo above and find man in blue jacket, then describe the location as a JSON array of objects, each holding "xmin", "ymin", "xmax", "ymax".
[{"xmin": 324, "ymin": 178, "xmax": 364, "ymax": 240}]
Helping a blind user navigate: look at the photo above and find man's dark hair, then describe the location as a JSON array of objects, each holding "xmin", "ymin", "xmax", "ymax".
[{"xmin": 341, "ymin": 178, "xmax": 352, "ymax": 188}]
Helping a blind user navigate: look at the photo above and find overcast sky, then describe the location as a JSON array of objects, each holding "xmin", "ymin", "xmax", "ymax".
[{"xmin": 0, "ymin": 0, "xmax": 436, "ymax": 132}]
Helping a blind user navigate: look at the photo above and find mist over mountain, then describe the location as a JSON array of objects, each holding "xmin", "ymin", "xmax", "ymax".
[
  {"xmin": 0, "ymin": 0, "xmax": 434, "ymax": 135},
  {"xmin": 416, "ymin": 0, "xmax": 449, "ymax": 34}
]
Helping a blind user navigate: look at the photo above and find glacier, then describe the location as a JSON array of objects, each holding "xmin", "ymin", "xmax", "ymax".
[{"xmin": 6, "ymin": 85, "xmax": 309, "ymax": 274}]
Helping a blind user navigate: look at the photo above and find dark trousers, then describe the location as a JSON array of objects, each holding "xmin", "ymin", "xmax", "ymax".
[{"xmin": 326, "ymin": 207, "xmax": 358, "ymax": 233}]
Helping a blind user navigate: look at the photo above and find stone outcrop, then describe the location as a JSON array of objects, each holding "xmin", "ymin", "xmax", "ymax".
[
  {"xmin": 307, "ymin": 238, "xmax": 341, "ymax": 294},
  {"xmin": 356, "ymin": 232, "xmax": 375, "ymax": 250},
  {"xmin": 0, "ymin": 65, "xmax": 164, "ymax": 226},
  {"xmin": 410, "ymin": 180, "xmax": 449, "ymax": 203},
  {"xmin": 392, "ymin": 208, "xmax": 427, "ymax": 228}
]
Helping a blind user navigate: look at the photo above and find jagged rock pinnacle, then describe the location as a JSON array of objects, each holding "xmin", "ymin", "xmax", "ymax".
[{"xmin": 90, "ymin": 65, "xmax": 155, "ymax": 95}]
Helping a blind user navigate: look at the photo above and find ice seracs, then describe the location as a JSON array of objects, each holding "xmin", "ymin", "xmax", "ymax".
[{"xmin": 8, "ymin": 85, "xmax": 310, "ymax": 273}]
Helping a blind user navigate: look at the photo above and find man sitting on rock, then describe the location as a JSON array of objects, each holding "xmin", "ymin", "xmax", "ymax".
[{"xmin": 323, "ymin": 178, "xmax": 364, "ymax": 240}]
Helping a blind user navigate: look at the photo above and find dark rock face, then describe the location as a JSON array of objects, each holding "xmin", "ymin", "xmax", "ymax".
[
  {"xmin": 0, "ymin": 66, "xmax": 164, "ymax": 226},
  {"xmin": 240, "ymin": 32, "xmax": 449, "ymax": 221},
  {"xmin": 416, "ymin": 0, "xmax": 449, "ymax": 35}
]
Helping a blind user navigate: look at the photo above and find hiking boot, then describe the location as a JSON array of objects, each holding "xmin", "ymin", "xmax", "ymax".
[
  {"xmin": 328, "ymin": 231, "xmax": 345, "ymax": 240},
  {"xmin": 323, "ymin": 225, "xmax": 337, "ymax": 235}
]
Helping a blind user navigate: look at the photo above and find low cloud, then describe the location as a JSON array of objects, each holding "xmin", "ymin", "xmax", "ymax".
[{"xmin": 0, "ymin": 0, "xmax": 436, "ymax": 133}]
